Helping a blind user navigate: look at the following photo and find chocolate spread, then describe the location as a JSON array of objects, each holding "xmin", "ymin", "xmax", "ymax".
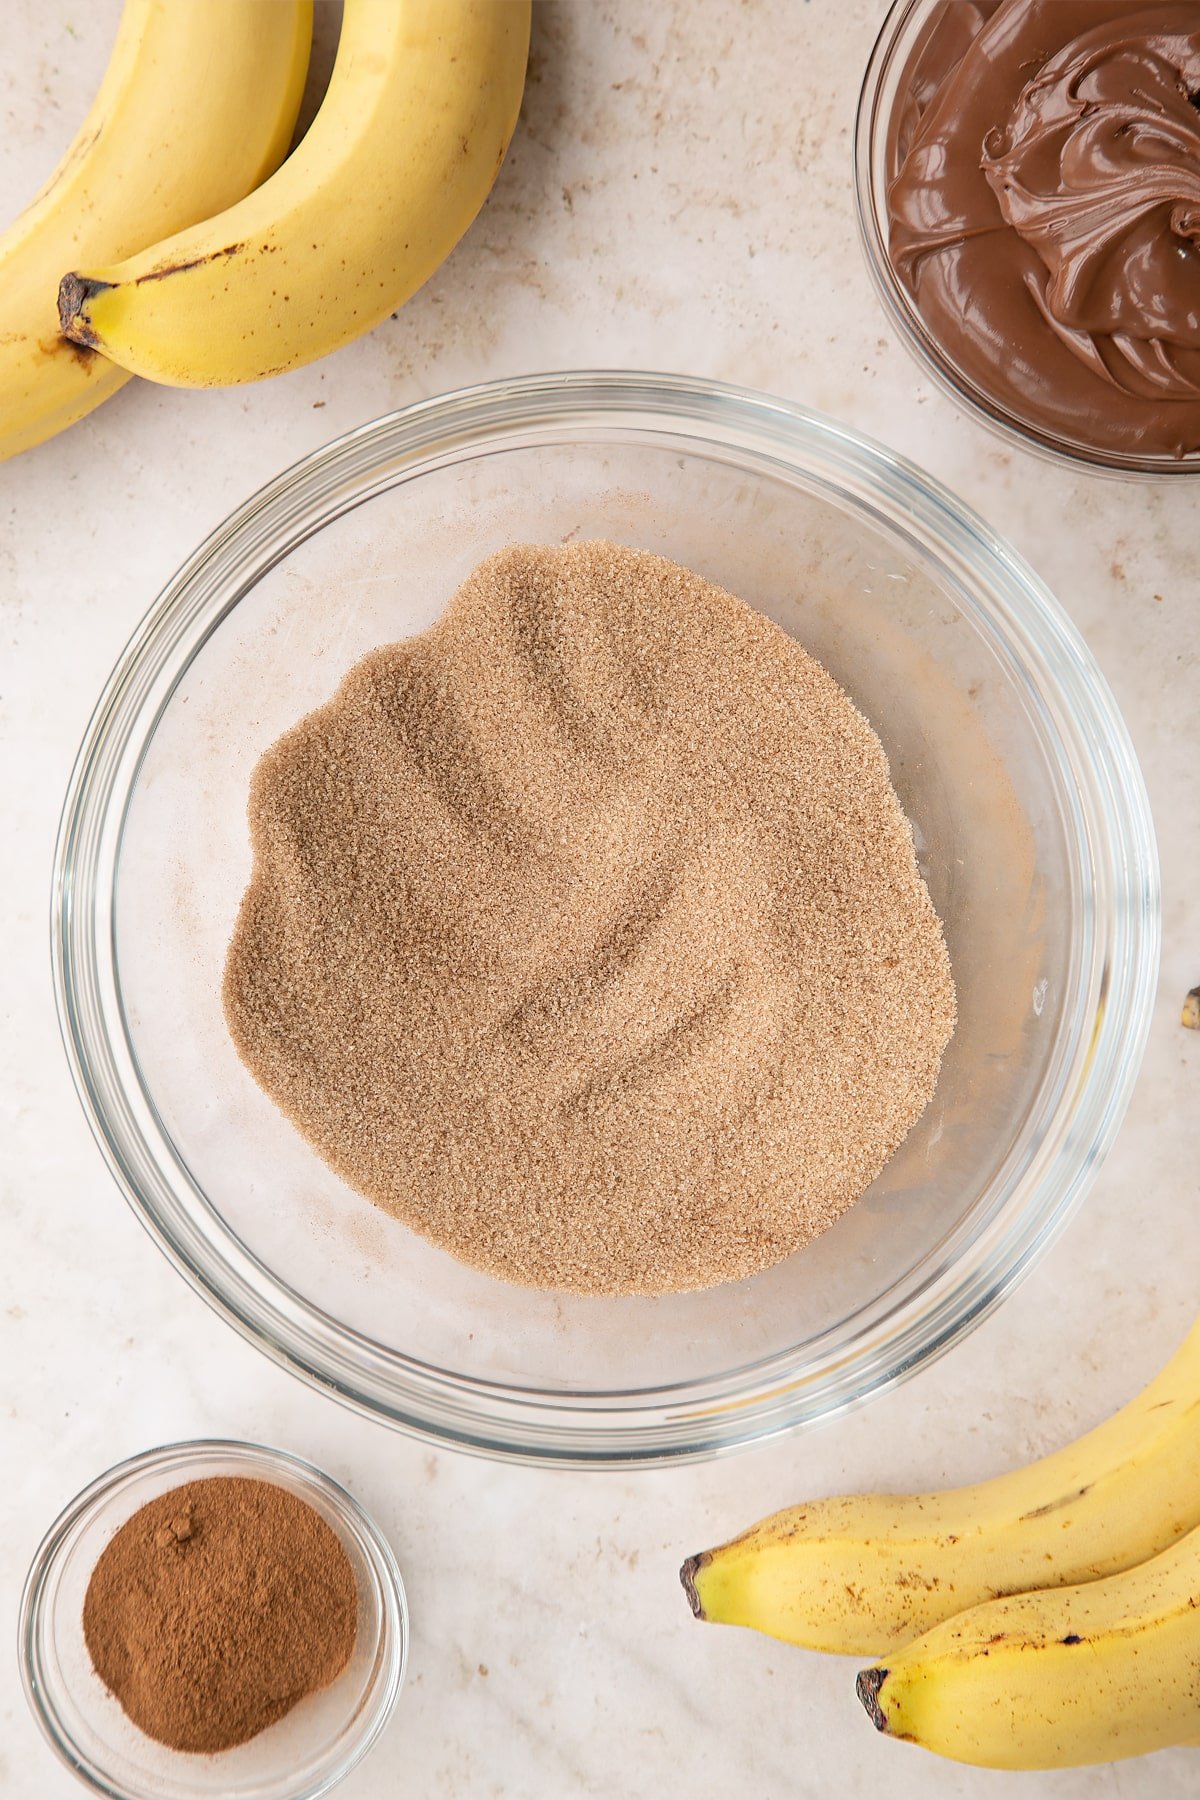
[{"xmin": 886, "ymin": 2, "xmax": 1200, "ymax": 459}]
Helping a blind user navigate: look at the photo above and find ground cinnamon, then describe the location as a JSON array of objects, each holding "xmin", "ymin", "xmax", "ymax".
[
  {"xmin": 224, "ymin": 542, "xmax": 955, "ymax": 1296},
  {"xmin": 83, "ymin": 1476, "xmax": 357, "ymax": 1753}
]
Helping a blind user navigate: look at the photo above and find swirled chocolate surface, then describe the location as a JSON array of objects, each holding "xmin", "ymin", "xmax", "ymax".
[{"xmin": 887, "ymin": 1, "xmax": 1200, "ymax": 459}]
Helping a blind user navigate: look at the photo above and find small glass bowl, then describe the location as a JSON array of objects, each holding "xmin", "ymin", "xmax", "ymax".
[
  {"xmin": 53, "ymin": 371, "xmax": 1158, "ymax": 1466},
  {"xmin": 855, "ymin": 0, "xmax": 1200, "ymax": 477},
  {"xmin": 18, "ymin": 1441, "xmax": 407, "ymax": 1800}
]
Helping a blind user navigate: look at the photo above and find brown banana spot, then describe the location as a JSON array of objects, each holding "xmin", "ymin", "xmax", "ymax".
[
  {"xmin": 36, "ymin": 332, "xmax": 95, "ymax": 370},
  {"xmin": 134, "ymin": 244, "xmax": 247, "ymax": 283},
  {"xmin": 1018, "ymin": 1484, "xmax": 1091, "ymax": 1522}
]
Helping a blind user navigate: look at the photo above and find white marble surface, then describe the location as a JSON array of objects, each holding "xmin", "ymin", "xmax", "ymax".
[{"xmin": 4, "ymin": 3, "xmax": 1200, "ymax": 1795}]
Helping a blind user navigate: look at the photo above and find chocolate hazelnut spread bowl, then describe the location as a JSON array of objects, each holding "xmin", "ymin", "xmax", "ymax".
[{"xmin": 856, "ymin": 0, "xmax": 1200, "ymax": 473}]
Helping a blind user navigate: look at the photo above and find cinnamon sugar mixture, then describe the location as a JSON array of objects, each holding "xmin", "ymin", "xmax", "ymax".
[{"xmin": 224, "ymin": 543, "xmax": 955, "ymax": 1295}]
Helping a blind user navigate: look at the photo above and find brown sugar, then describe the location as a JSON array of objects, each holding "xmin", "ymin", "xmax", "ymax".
[
  {"xmin": 223, "ymin": 542, "xmax": 956, "ymax": 1296},
  {"xmin": 83, "ymin": 1477, "xmax": 357, "ymax": 1753}
]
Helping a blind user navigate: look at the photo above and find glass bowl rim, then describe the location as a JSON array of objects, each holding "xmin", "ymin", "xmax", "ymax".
[
  {"xmin": 853, "ymin": 0, "xmax": 1200, "ymax": 480},
  {"xmin": 51, "ymin": 369, "xmax": 1160, "ymax": 1467},
  {"xmin": 18, "ymin": 1437, "xmax": 408, "ymax": 1800}
]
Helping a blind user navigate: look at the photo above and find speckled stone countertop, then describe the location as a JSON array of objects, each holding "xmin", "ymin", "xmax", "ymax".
[{"xmin": 4, "ymin": 4, "xmax": 1199, "ymax": 1795}]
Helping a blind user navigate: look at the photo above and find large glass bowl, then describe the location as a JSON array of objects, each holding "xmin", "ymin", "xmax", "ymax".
[
  {"xmin": 53, "ymin": 372, "xmax": 1159, "ymax": 1466},
  {"xmin": 855, "ymin": 0, "xmax": 1200, "ymax": 477}
]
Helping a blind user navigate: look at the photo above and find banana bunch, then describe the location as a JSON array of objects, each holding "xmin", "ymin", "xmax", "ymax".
[
  {"xmin": 856, "ymin": 1530, "xmax": 1200, "ymax": 1770},
  {"xmin": 682, "ymin": 1315, "xmax": 1200, "ymax": 1769},
  {"xmin": 2, "ymin": 0, "xmax": 530, "ymax": 460},
  {"xmin": 0, "ymin": 0, "xmax": 311, "ymax": 459}
]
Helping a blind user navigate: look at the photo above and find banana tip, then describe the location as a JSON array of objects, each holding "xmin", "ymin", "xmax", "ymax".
[
  {"xmin": 855, "ymin": 1666, "xmax": 889, "ymax": 1731},
  {"xmin": 58, "ymin": 272, "xmax": 108, "ymax": 348},
  {"xmin": 679, "ymin": 1552, "xmax": 709, "ymax": 1618}
]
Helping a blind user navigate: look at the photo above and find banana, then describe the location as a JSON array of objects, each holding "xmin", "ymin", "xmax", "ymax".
[
  {"xmin": 58, "ymin": 0, "xmax": 531, "ymax": 388},
  {"xmin": 856, "ymin": 1524, "xmax": 1200, "ymax": 1769},
  {"xmin": 681, "ymin": 1314, "xmax": 1200, "ymax": 1655},
  {"xmin": 0, "ymin": 0, "xmax": 312, "ymax": 461}
]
